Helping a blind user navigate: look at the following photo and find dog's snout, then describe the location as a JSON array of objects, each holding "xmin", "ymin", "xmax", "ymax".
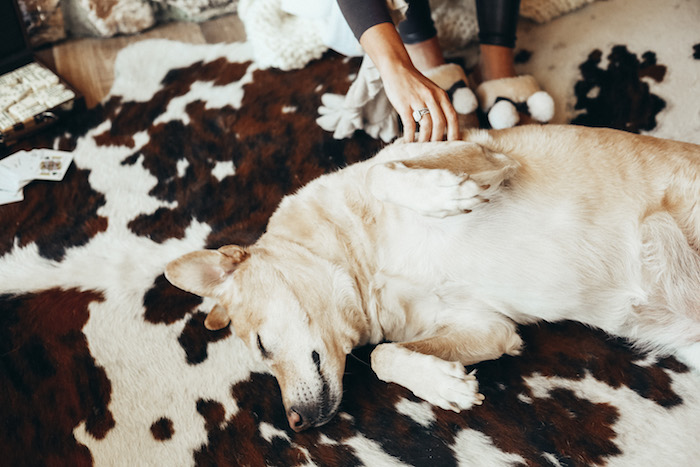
[
  {"xmin": 287, "ymin": 406, "xmax": 312, "ymax": 432},
  {"xmin": 283, "ymin": 350, "xmax": 341, "ymax": 431}
]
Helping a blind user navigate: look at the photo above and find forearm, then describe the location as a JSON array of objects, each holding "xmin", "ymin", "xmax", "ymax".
[{"xmin": 359, "ymin": 22, "xmax": 415, "ymax": 77}]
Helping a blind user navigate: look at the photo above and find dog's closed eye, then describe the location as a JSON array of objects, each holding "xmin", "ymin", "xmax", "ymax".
[{"xmin": 257, "ymin": 334, "xmax": 271, "ymax": 359}]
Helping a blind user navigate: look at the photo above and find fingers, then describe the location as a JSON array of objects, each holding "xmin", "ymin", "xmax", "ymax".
[
  {"xmin": 418, "ymin": 113, "xmax": 431, "ymax": 142},
  {"xmin": 444, "ymin": 102, "xmax": 460, "ymax": 141},
  {"xmin": 427, "ymin": 101, "xmax": 444, "ymax": 142},
  {"xmin": 413, "ymin": 91, "xmax": 458, "ymax": 143},
  {"xmin": 401, "ymin": 107, "xmax": 416, "ymax": 143},
  {"xmin": 383, "ymin": 67, "xmax": 460, "ymax": 142},
  {"xmin": 435, "ymin": 90, "xmax": 460, "ymax": 141}
]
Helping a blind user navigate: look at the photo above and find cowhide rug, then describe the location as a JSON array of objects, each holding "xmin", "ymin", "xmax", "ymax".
[{"xmin": 1, "ymin": 1, "xmax": 700, "ymax": 465}]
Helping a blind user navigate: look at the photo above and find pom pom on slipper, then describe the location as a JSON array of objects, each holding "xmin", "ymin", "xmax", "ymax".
[
  {"xmin": 424, "ymin": 63, "xmax": 480, "ymax": 130},
  {"xmin": 476, "ymin": 75, "xmax": 554, "ymax": 129},
  {"xmin": 526, "ymin": 90, "xmax": 555, "ymax": 123},
  {"xmin": 488, "ymin": 99, "xmax": 520, "ymax": 129}
]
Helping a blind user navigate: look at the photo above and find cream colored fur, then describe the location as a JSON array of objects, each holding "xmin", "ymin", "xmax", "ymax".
[{"xmin": 165, "ymin": 124, "xmax": 700, "ymax": 431}]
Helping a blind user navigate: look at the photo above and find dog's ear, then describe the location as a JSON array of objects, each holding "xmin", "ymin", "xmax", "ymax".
[
  {"xmin": 204, "ymin": 304, "xmax": 231, "ymax": 330},
  {"xmin": 164, "ymin": 245, "xmax": 248, "ymax": 298}
]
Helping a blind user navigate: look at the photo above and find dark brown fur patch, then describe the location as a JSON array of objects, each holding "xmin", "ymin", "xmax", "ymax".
[
  {"xmin": 143, "ymin": 274, "xmax": 202, "ymax": 325},
  {"xmin": 178, "ymin": 311, "xmax": 232, "ymax": 365},
  {"xmin": 572, "ymin": 46, "xmax": 666, "ymax": 132},
  {"xmin": 151, "ymin": 417, "xmax": 175, "ymax": 441},
  {"xmin": 0, "ymin": 288, "xmax": 113, "ymax": 466},
  {"xmin": 90, "ymin": 53, "xmax": 382, "ymax": 250},
  {"xmin": 0, "ymin": 164, "xmax": 107, "ymax": 261},
  {"xmin": 194, "ymin": 373, "xmax": 364, "ymax": 467},
  {"xmin": 514, "ymin": 49, "xmax": 532, "ymax": 64},
  {"xmin": 188, "ymin": 322, "xmax": 689, "ymax": 467}
]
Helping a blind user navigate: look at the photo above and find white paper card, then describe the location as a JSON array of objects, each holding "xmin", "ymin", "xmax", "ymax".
[{"xmin": 0, "ymin": 148, "xmax": 74, "ymax": 206}]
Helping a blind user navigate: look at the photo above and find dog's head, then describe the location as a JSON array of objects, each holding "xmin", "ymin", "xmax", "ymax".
[{"xmin": 165, "ymin": 243, "xmax": 362, "ymax": 431}]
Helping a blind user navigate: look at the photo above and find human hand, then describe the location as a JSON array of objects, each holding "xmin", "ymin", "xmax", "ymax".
[
  {"xmin": 358, "ymin": 23, "xmax": 459, "ymax": 143},
  {"xmin": 381, "ymin": 64, "xmax": 460, "ymax": 142}
]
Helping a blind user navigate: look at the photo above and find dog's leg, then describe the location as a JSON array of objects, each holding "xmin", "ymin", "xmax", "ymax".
[
  {"xmin": 367, "ymin": 142, "xmax": 518, "ymax": 218},
  {"xmin": 622, "ymin": 212, "xmax": 700, "ymax": 370},
  {"xmin": 370, "ymin": 319, "xmax": 522, "ymax": 411},
  {"xmin": 371, "ymin": 343, "xmax": 483, "ymax": 412}
]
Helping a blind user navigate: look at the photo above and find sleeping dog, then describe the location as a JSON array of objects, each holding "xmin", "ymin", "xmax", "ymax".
[{"xmin": 166, "ymin": 124, "xmax": 700, "ymax": 432}]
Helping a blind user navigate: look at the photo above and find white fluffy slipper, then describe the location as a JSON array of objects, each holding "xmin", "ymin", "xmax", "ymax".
[
  {"xmin": 476, "ymin": 75, "xmax": 555, "ymax": 129},
  {"xmin": 424, "ymin": 63, "xmax": 480, "ymax": 130}
]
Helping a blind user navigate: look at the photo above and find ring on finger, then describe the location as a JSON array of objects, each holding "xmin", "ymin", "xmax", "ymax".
[{"xmin": 412, "ymin": 107, "xmax": 430, "ymax": 122}]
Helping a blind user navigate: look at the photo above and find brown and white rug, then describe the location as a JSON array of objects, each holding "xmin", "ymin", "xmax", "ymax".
[{"xmin": 1, "ymin": 1, "xmax": 700, "ymax": 465}]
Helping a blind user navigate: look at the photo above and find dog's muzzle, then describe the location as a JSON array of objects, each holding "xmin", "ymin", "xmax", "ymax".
[
  {"xmin": 286, "ymin": 398, "xmax": 337, "ymax": 432},
  {"xmin": 286, "ymin": 350, "xmax": 339, "ymax": 431}
]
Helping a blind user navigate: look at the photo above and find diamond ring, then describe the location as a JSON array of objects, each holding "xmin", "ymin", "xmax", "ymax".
[{"xmin": 412, "ymin": 108, "xmax": 430, "ymax": 122}]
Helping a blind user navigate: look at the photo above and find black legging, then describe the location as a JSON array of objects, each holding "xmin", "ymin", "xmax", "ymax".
[
  {"xmin": 338, "ymin": 0, "xmax": 521, "ymax": 49},
  {"xmin": 475, "ymin": 0, "xmax": 521, "ymax": 48},
  {"xmin": 397, "ymin": 0, "xmax": 437, "ymax": 44}
]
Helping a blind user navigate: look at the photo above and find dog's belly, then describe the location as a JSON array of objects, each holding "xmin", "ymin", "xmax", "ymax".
[{"xmin": 376, "ymin": 199, "xmax": 643, "ymax": 329}]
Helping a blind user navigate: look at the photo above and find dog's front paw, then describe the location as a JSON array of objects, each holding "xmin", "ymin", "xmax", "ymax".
[
  {"xmin": 371, "ymin": 344, "xmax": 484, "ymax": 412},
  {"xmin": 415, "ymin": 359, "xmax": 484, "ymax": 412}
]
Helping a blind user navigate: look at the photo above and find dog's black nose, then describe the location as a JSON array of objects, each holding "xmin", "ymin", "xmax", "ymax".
[{"xmin": 287, "ymin": 407, "xmax": 312, "ymax": 432}]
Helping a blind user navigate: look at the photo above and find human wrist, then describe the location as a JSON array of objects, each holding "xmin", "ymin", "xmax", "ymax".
[{"xmin": 359, "ymin": 22, "xmax": 415, "ymax": 75}]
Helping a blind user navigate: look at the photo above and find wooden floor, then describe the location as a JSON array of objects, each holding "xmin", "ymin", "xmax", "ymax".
[{"xmin": 38, "ymin": 15, "xmax": 246, "ymax": 108}]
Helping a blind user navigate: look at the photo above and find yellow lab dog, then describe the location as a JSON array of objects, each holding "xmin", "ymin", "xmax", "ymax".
[{"xmin": 166, "ymin": 125, "xmax": 700, "ymax": 431}]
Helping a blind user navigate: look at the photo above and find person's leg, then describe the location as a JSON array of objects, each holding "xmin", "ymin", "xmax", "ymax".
[
  {"xmin": 474, "ymin": 0, "xmax": 553, "ymax": 128},
  {"xmin": 404, "ymin": 37, "xmax": 445, "ymax": 72},
  {"xmin": 478, "ymin": 45, "xmax": 516, "ymax": 82},
  {"xmin": 397, "ymin": 0, "xmax": 445, "ymax": 71},
  {"xmin": 475, "ymin": 0, "xmax": 520, "ymax": 82}
]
